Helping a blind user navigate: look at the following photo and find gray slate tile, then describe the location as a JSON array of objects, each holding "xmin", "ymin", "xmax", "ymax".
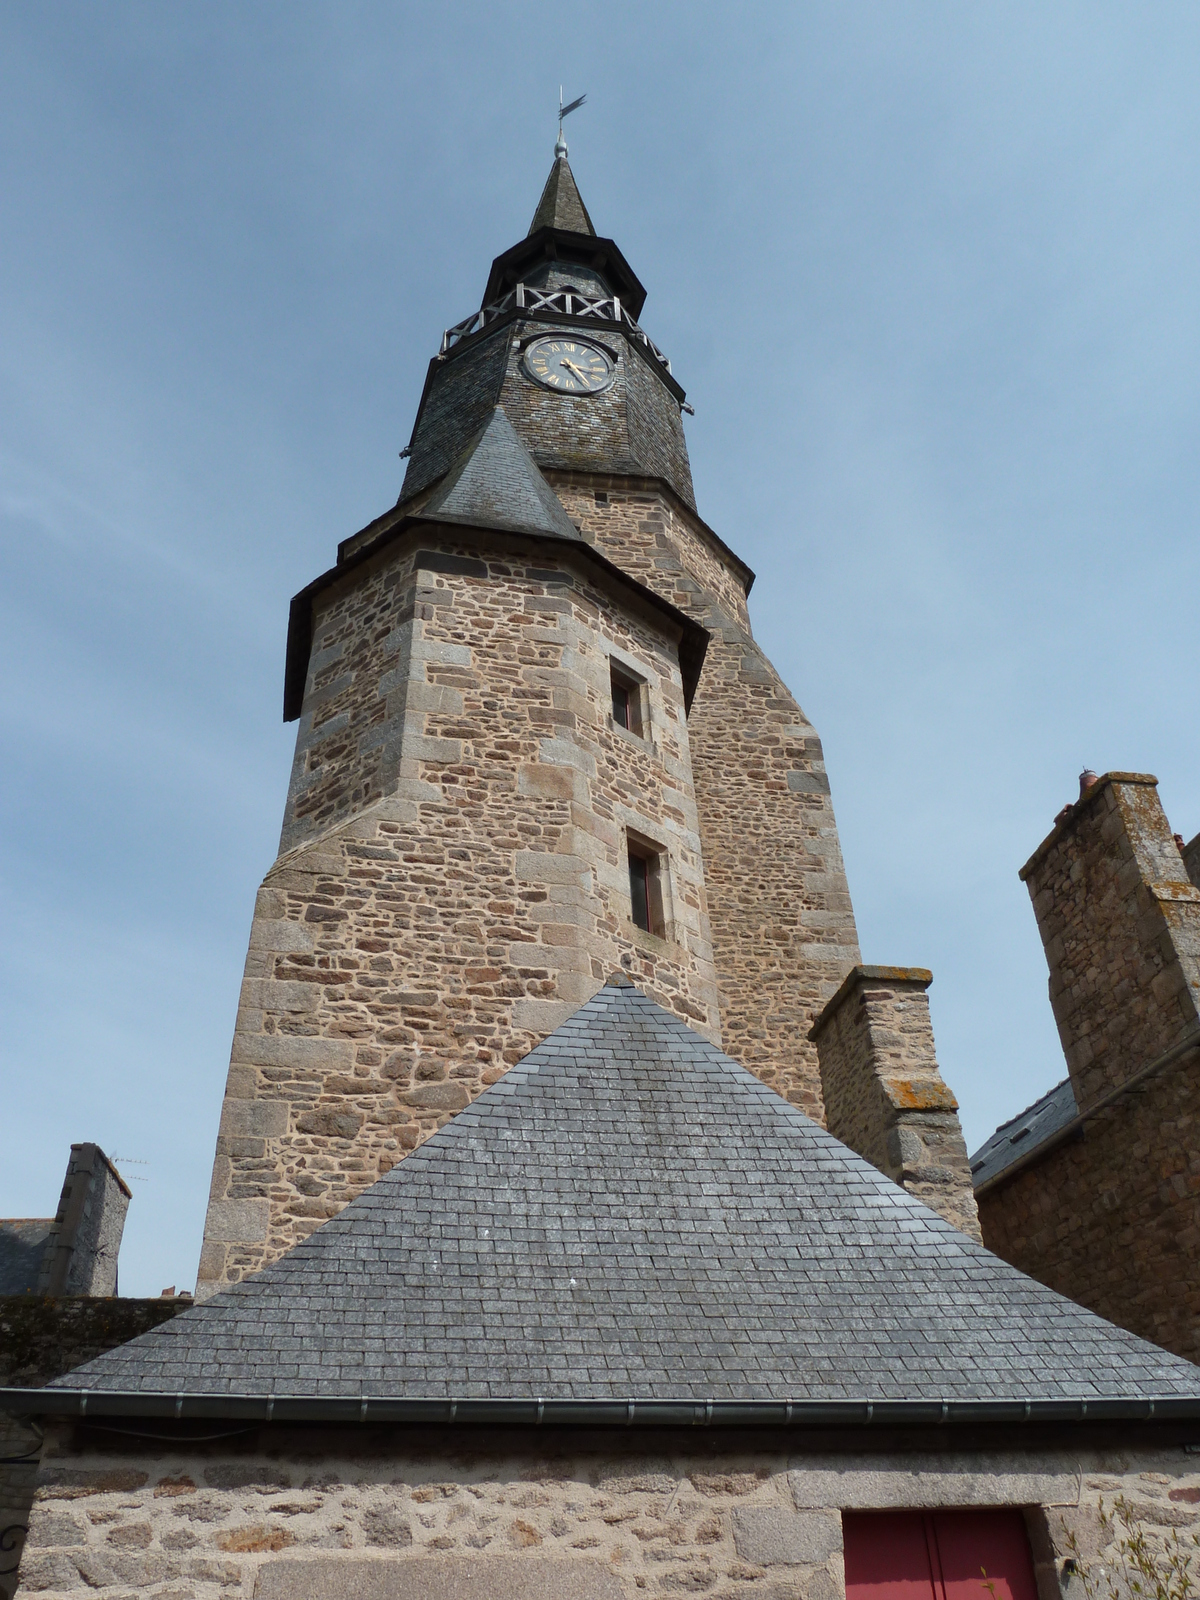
[{"xmin": 54, "ymin": 983, "xmax": 1200, "ymax": 1402}]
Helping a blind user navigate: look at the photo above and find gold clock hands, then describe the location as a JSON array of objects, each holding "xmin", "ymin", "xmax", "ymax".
[{"xmin": 524, "ymin": 338, "xmax": 608, "ymax": 392}]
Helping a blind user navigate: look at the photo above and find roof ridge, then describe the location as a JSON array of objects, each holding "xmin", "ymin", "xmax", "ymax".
[
  {"xmin": 996, "ymin": 1074, "xmax": 1074, "ymax": 1132},
  {"xmin": 969, "ymin": 1075, "xmax": 1076, "ymax": 1155}
]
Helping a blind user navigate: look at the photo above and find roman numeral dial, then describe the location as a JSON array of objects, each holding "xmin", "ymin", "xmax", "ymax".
[{"xmin": 522, "ymin": 336, "xmax": 615, "ymax": 395}]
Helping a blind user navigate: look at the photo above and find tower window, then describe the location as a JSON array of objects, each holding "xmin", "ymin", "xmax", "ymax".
[
  {"xmin": 610, "ymin": 661, "xmax": 644, "ymax": 737},
  {"xmin": 612, "ymin": 678, "xmax": 631, "ymax": 730},
  {"xmin": 627, "ymin": 836, "xmax": 665, "ymax": 937}
]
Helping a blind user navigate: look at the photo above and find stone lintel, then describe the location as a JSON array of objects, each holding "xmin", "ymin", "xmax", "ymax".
[
  {"xmin": 788, "ymin": 1453, "xmax": 1080, "ymax": 1509},
  {"xmin": 255, "ymin": 1556, "xmax": 625, "ymax": 1600},
  {"xmin": 808, "ymin": 964, "xmax": 933, "ymax": 1042}
]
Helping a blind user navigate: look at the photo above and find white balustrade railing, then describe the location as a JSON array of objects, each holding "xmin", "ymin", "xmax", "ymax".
[{"xmin": 440, "ymin": 284, "xmax": 671, "ymax": 373}]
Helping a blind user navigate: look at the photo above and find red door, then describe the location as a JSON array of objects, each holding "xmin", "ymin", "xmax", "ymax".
[{"xmin": 843, "ymin": 1509, "xmax": 1038, "ymax": 1600}]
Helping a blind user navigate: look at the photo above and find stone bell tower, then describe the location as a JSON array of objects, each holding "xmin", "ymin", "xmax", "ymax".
[{"xmin": 197, "ymin": 148, "xmax": 860, "ymax": 1298}]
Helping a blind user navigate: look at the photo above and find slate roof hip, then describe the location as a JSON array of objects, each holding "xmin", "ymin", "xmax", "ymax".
[
  {"xmin": 413, "ymin": 406, "xmax": 583, "ymax": 542},
  {"xmin": 281, "ymin": 414, "xmax": 710, "ymax": 719},
  {"xmin": 23, "ymin": 986, "xmax": 1200, "ymax": 1419}
]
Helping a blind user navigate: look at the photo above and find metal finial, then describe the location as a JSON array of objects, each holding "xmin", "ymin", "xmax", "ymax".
[{"xmin": 557, "ymin": 86, "xmax": 586, "ymax": 159}]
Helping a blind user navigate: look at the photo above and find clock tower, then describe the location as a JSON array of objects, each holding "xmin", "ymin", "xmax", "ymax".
[{"xmin": 197, "ymin": 148, "xmax": 861, "ymax": 1298}]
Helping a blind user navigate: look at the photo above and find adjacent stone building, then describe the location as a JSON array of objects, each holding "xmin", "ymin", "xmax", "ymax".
[
  {"xmin": 196, "ymin": 149, "xmax": 861, "ymax": 1300},
  {"xmin": 0, "ymin": 1149, "xmax": 181, "ymax": 1600},
  {"xmin": 1, "ymin": 1148, "xmax": 131, "ymax": 1302},
  {"xmin": 972, "ymin": 772, "xmax": 1200, "ymax": 1365}
]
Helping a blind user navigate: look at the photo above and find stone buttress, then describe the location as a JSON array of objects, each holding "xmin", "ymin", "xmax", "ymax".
[{"xmin": 197, "ymin": 151, "xmax": 860, "ymax": 1296}]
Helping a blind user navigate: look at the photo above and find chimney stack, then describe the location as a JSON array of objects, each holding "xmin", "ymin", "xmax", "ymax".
[
  {"xmin": 809, "ymin": 966, "xmax": 982, "ymax": 1241},
  {"xmin": 1020, "ymin": 773, "xmax": 1200, "ymax": 1113},
  {"xmin": 1182, "ymin": 830, "xmax": 1200, "ymax": 893},
  {"xmin": 36, "ymin": 1144, "xmax": 131, "ymax": 1297}
]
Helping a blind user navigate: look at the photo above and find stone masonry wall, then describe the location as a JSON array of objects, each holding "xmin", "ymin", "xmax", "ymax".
[
  {"xmin": 976, "ymin": 1044, "xmax": 1200, "ymax": 1365},
  {"xmin": 0, "ymin": 1297, "xmax": 188, "ymax": 1600},
  {"xmin": 1020, "ymin": 773, "xmax": 1200, "ymax": 1115},
  {"xmin": 553, "ymin": 477, "xmax": 861, "ymax": 1120},
  {"xmin": 198, "ymin": 532, "xmax": 720, "ymax": 1297},
  {"xmin": 17, "ymin": 1422, "xmax": 1200, "ymax": 1600},
  {"xmin": 809, "ymin": 967, "xmax": 981, "ymax": 1240},
  {"xmin": 683, "ymin": 635, "xmax": 858, "ymax": 1122},
  {"xmin": 550, "ymin": 476, "xmax": 752, "ymax": 634},
  {"xmin": 0, "ymin": 1298, "xmax": 188, "ymax": 1391}
]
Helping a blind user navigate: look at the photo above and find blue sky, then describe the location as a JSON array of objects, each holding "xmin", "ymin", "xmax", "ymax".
[{"xmin": 2, "ymin": 2, "xmax": 1197, "ymax": 1295}]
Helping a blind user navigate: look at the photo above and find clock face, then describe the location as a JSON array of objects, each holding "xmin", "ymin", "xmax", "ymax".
[{"xmin": 522, "ymin": 336, "xmax": 614, "ymax": 395}]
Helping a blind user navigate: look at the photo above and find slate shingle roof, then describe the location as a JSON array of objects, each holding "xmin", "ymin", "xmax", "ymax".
[
  {"xmin": 0, "ymin": 1218, "xmax": 52, "ymax": 1295},
  {"xmin": 414, "ymin": 406, "xmax": 582, "ymax": 544},
  {"xmin": 52, "ymin": 984, "xmax": 1200, "ymax": 1404},
  {"xmin": 969, "ymin": 1077, "xmax": 1079, "ymax": 1189},
  {"xmin": 527, "ymin": 155, "xmax": 596, "ymax": 237}
]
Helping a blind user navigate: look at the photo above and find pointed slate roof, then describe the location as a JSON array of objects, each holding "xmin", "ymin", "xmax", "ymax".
[
  {"xmin": 415, "ymin": 407, "xmax": 582, "ymax": 543},
  {"xmin": 43, "ymin": 984, "xmax": 1200, "ymax": 1409},
  {"xmin": 528, "ymin": 155, "xmax": 596, "ymax": 237}
]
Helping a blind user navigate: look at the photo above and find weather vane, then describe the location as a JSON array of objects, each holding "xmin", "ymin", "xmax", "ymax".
[{"xmin": 556, "ymin": 87, "xmax": 586, "ymax": 159}]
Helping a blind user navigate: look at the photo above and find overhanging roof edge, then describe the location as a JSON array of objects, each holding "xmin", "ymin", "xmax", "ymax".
[{"xmin": 283, "ymin": 516, "xmax": 709, "ymax": 720}]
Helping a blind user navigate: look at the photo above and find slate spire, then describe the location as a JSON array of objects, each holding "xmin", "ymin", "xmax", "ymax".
[{"xmin": 528, "ymin": 154, "xmax": 596, "ymax": 237}]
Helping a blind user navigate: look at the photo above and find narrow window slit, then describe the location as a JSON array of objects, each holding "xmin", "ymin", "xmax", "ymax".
[
  {"xmin": 610, "ymin": 661, "xmax": 644, "ymax": 737},
  {"xmin": 626, "ymin": 835, "xmax": 665, "ymax": 938},
  {"xmin": 629, "ymin": 850, "xmax": 652, "ymax": 932}
]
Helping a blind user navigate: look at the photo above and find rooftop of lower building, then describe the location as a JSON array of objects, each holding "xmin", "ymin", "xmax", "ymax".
[{"xmin": 969, "ymin": 1076, "xmax": 1079, "ymax": 1190}]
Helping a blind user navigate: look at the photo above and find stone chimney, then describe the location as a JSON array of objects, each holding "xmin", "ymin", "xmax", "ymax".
[
  {"xmin": 1183, "ymin": 830, "xmax": 1200, "ymax": 893},
  {"xmin": 1019, "ymin": 773, "xmax": 1200, "ymax": 1115},
  {"xmin": 808, "ymin": 966, "xmax": 982, "ymax": 1241},
  {"xmin": 36, "ymin": 1144, "xmax": 131, "ymax": 1297}
]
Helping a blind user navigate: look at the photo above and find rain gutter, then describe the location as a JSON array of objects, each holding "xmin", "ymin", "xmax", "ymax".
[{"xmin": 3, "ymin": 1392, "xmax": 1198, "ymax": 1429}]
